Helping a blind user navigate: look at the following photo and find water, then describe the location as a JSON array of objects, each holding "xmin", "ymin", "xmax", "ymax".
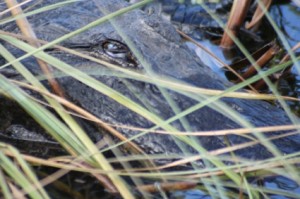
[
  {"xmin": 271, "ymin": 2, "xmax": 300, "ymax": 47},
  {"xmin": 186, "ymin": 40, "xmax": 227, "ymax": 79},
  {"xmin": 271, "ymin": 2, "xmax": 300, "ymax": 116}
]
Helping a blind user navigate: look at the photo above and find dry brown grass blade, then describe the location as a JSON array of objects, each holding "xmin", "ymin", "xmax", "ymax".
[
  {"xmin": 221, "ymin": 0, "xmax": 252, "ymax": 48},
  {"xmin": 229, "ymin": 42, "xmax": 276, "ymax": 71},
  {"xmin": 71, "ymin": 161, "xmax": 118, "ymax": 193},
  {"xmin": 3, "ymin": 148, "xmax": 131, "ymax": 194},
  {"xmin": 0, "ymin": 0, "xmax": 32, "ymax": 16},
  {"xmin": 38, "ymin": 171, "xmax": 85, "ymax": 199},
  {"xmin": 252, "ymin": 76, "xmax": 274, "ymax": 90},
  {"xmin": 2, "ymin": 148, "xmax": 99, "ymax": 173},
  {"xmin": 8, "ymin": 182, "xmax": 26, "ymax": 199},
  {"xmin": 177, "ymin": 29, "xmax": 259, "ymax": 93},
  {"xmin": 186, "ymin": 156, "xmax": 300, "ymax": 180},
  {"xmin": 137, "ymin": 181, "xmax": 197, "ymax": 193},
  {"xmin": 185, "ymin": 160, "xmax": 298, "ymax": 180},
  {"xmin": 237, "ymin": 43, "xmax": 280, "ymax": 81},
  {"xmin": 117, "ymin": 130, "xmax": 299, "ymax": 172},
  {"xmin": 38, "ymin": 167, "xmax": 86, "ymax": 195},
  {"xmin": 149, "ymin": 124, "xmax": 300, "ymax": 136},
  {"xmin": 5, "ymin": 0, "xmax": 65, "ymax": 97},
  {"xmin": 246, "ymin": 0, "xmax": 273, "ymax": 30},
  {"xmin": 37, "ymin": 158, "xmax": 117, "ymax": 195},
  {"xmin": 2, "ymin": 143, "xmax": 117, "ymax": 194},
  {"xmin": 157, "ymin": 131, "xmax": 298, "ymax": 170}
]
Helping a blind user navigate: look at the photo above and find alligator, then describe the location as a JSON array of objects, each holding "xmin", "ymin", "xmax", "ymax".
[{"xmin": 0, "ymin": 0, "xmax": 300, "ymax": 162}]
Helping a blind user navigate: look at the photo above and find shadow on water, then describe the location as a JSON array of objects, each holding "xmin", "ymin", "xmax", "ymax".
[{"xmin": 161, "ymin": 1, "xmax": 300, "ymax": 198}]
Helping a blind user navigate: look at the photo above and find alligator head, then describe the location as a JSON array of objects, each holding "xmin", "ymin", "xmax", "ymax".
[{"xmin": 1, "ymin": 0, "xmax": 299, "ymax": 161}]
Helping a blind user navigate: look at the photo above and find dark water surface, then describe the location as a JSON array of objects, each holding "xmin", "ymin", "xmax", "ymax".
[{"xmin": 271, "ymin": 2, "xmax": 300, "ymax": 116}]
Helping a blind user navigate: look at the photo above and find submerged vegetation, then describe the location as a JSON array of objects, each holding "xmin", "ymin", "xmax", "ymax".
[{"xmin": 0, "ymin": 0, "xmax": 300, "ymax": 198}]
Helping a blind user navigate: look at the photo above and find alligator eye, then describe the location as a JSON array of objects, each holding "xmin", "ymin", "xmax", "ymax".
[
  {"xmin": 99, "ymin": 39, "xmax": 138, "ymax": 67},
  {"xmin": 102, "ymin": 40, "xmax": 128, "ymax": 59}
]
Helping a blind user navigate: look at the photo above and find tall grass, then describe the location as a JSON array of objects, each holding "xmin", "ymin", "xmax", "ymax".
[{"xmin": 0, "ymin": 0, "xmax": 299, "ymax": 198}]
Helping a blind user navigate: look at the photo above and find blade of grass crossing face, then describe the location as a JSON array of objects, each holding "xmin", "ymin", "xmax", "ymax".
[
  {"xmin": 5, "ymin": 145, "xmax": 50, "ymax": 199},
  {"xmin": 0, "ymin": 74, "xmax": 135, "ymax": 199},
  {"xmin": 0, "ymin": 44, "xmax": 86, "ymax": 155},
  {"xmin": 0, "ymin": 167, "xmax": 13, "ymax": 199},
  {"xmin": 0, "ymin": 152, "xmax": 47, "ymax": 199}
]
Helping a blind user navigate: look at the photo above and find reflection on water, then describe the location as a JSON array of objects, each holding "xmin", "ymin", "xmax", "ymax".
[
  {"xmin": 186, "ymin": 40, "xmax": 227, "ymax": 79},
  {"xmin": 271, "ymin": 2, "xmax": 300, "ymax": 47}
]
